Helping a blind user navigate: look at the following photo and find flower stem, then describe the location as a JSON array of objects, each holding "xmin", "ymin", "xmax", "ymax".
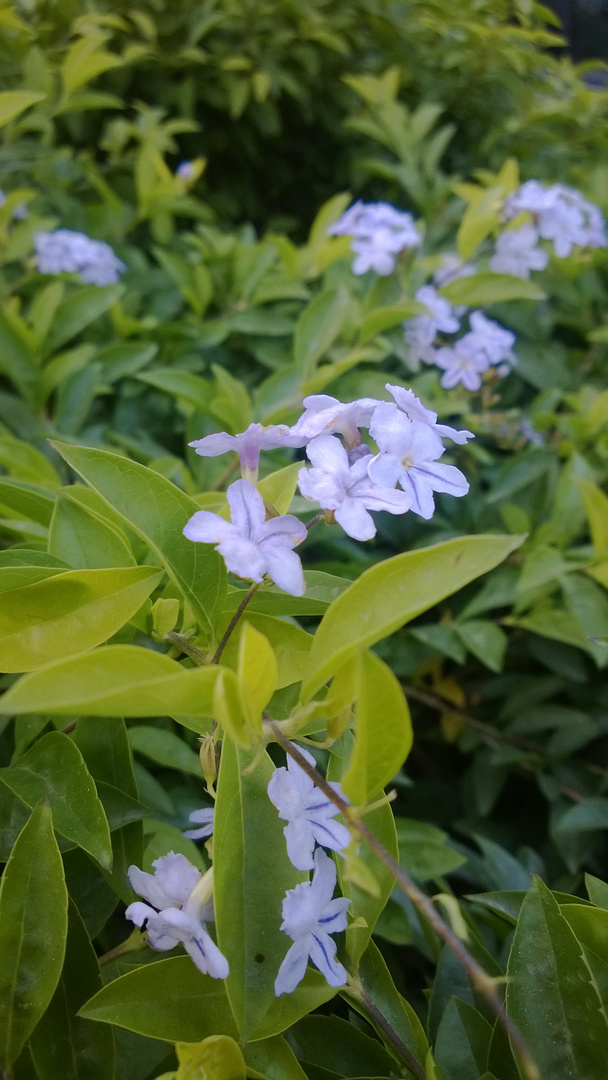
[
  {"xmin": 346, "ymin": 980, "xmax": 426, "ymax": 1080},
  {"xmin": 305, "ymin": 511, "xmax": 325, "ymax": 531},
  {"xmin": 98, "ymin": 928, "xmax": 147, "ymax": 967},
  {"xmin": 212, "ymin": 581, "xmax": 260, "ymax": 664},
  {"xmin": 266, "ymin": 721, "xmax": 540, "ymax": 1080},
  {"xmin": 164, "ymin": 631, "xmax": 209, "ymax": 666}
]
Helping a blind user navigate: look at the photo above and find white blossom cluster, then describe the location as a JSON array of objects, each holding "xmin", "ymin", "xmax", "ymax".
[
  {"xmin": 183, "ymin": 384, "xmax": 472, "ymax": 595},
  {"xmin": 490, "ymin": 181, "xmax": 607, "ymax": 278},
  {"xmin": 34, "ymin": 228, "xmax": 126, "ymax": 285},
  {"xmin": 403, "ymin": 287, "xmax": 516, "ymax": 391},
  {"xmin": 268, "ymin": 745, "xmax": 351, "ymax": 995},
  {"xmin": 328, "ymin": 201, "xmax": 421, "ymax": 276}
]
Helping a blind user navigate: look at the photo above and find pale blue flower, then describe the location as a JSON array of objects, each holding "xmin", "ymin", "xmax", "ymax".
[
  {"xmin": 434, "ymin": 338, "xmax": 490, "ymax": 392},
  {"xmin": 34, "ymin": 229, "xmax": 126, "ymax": 285},
  {"xmin": 176, "ymin": 160, "xmax": 196, "ymax": 180},
  {"xmin": 298, "ymin": 435, "xmax": 410, "ymax": 541},
  {"xmin": 489, "ymin": 224, "xmax": 549, "ymax": 279},
  {"xmin": 465, "ymin": 311, "xmax": 515, "ymax": 366},
  {"xmin": 184, "ymin": 807, "xmax": 215, "ymax": 840},
  {"xmin": 385, "ymin": 384, "xmax": 474, "ymax": 445},
  {"xmin": 275, "ymin": 848, "xmax": 350, "ymax": 995},
  {"xmin": 328, "ymin": 201, "xmax": 420, "ymax": 276},
  {"xmin": 183, "ymin": 479, "xmax": 307, "ymax": 595},
  {"xmin": 126, "ymin": 852, "xmax": 228, "ymax": 979},
  {"xmin": 404, "ymin": 285, "xmax": 460, "ymax": 366},
  {"xmin": 268, "ymin": 745, "xmax": 351, "ymax": 871},
  {"xmin": 368, "ymin": 403, "xmax": 469, "ymax": 519},
  {"xmin": 290, "ymin": 394, "xmax": 380, "ymax": 449},
  {"xmin": 189, "ymin": 422, "xmax": 305, "ymax": 483}
]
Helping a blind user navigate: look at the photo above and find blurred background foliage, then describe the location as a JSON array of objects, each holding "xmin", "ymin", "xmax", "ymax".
[{"xmin": 2, "ymin": 1, "xmax": 608, "ymax": 1075}]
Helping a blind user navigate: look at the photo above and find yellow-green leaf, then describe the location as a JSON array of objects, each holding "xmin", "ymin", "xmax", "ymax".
[
  {"xmin": 342, "ymin": 651, "xmax": 412, "ymax": 804},
  {"xmin": 237, "ymin": 623, "xmax": 278, "ymax": 733}
]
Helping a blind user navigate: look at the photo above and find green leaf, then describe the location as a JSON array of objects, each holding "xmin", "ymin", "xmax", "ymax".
[
  {"xmin": 237, "ymin": 623, "xmax": 278, "ymax": 732},
  {"xmin": 49, "ymin": 490, "xmax": 136, "ymax": 569},
  {"xmin": 138, "ymin": 369, "xmax": 212, "ymax": 413},
  {"xmin": 506, "ymin": 876, "xmax": 608, "ymax": 1079},
  {"xmin": 213, "ymin": 666, "xmax": 249, "ymax": 747},
  {"xmin": 0, "ymin": 565, "xmax": 162, "ymax": 671},
  {"xmin": 257, "ymin": 463, "xmax": 301, "ymax": 517},
  {"xmin": 301, "ymin": 535, "xmax": 524, "ymax": 700},
  {"xmin": 173, "ymin": 1037, "xmax": 245, "ymax": 1080},
  {"xmin": 214, "ymin": 740, "xmax": 306, "ymax": 1039},
  {"xmin": 586, "ymin": 874, "xmax": 608, "ymax": 910},
  {"xmin": 396, "ymin": 819, "xmax": 466, "ymax": 882},
  {"xmin": 223, "ymin": 572, "xmax": 350, "ymax": 618},
  {"xmin": 560, "ymin": 904, "xmax": 608, "ymax": 1011},
  {"xmin": 43, "ymin": 285, "xmax": 125, "ymax": 357},
  {"xmin": 128, "ymin": 725, "xmax": 203, "ymax": 778},
  {"xmin": 0, "ymin": 731, "xmax": 112, "ymax": 868},
  {"xmin": 0, "ymin": 90, "xmax": 46, "ymax": 128},
  {"xmin": 0, "ymin": 433, "xmax": 60, "ymax": 490},
  {"xmin": 218, "ymin": 614, "xmax": 312, "ymax": 690},
  {"xmin": 0, "ymin": 803, "xmax": 68, "ymax": 1070},
  {"xmin": 455, "ymin": 620, "xmax": 508, "ymax": 672},
  {"xmin": 79, "ymin": 957, "xmax": 238, "ymax": 1042},
  {"xmin": 341, "ymin": 651, "xmax": 412, "ymax": 804},
  {"xmin": 293, "ymin": 287, "xmax": 350, "ymax": 378},
  {"xmin": 434, "ymin": 998, "xmax": 493, "ymax": 1080},
  {"xmin": 290, "ymin": 1015, "xmax": 396, "ymax": 1078},
  {"xmin": 51, "ymin": 443, "xmax": 226, "ymax": 639},
  {"xmin": 0, "ymin": 645, "xmax": 220, "ymax": 720},
  {"xmin": 29, "ymin": 900, "xmax": 115, "ymax": 1080},
  {"xmin": 440, "ymin": 272, "xmax": 545, "ymax": 306},
  {"xmin": 343, "ymin": 939, "xmax": 429, "ymax": 1070},
  {"xmin": 577, "ymin": 479, "xmax": 608, "ymax": 557},
  {"xmin": 358, "ymin": 301, "xmax": 423, "ymax": 344},
  {"xmin": 244, "ymin": 1035, "xmax": 309, "ymax": 1080},
  {"xmin": 248, "ymin": 971, "xmax": 335, "ymax": 1042},
  {"xmin": 0, "ymin": 478, "xmax": 56, "ymax": 527}
]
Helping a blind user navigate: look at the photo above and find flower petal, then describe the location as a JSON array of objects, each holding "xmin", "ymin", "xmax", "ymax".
[
  {"xmin": 189, "ymin": 432, "xmax": 237, "ymax": 457},
  {"xmin": 308, "ymin": 932, "xmax": 348, "ymax": 987},
  {"xmin": 263, "ymin": 546, "xmax": 305, "ymax": 596},
  {"xmin": 274, "ymin": 938, "xmax": 311, "ymax": 996},
  {"xmin": 184, "ymin": 929, "xmax": 230, "ymax": 979},
  {"xmin": 334, "ymin": 499, "xmax": 377, "ymax": 541},
  {"xmin": 283, "ymin": 817, "xmax": 316, "ymax": 871},
  {"xmin": 226, "ymin": 479, "xmax": 265, "ymax": 538},
  {"xmin": 183, "ymin": 511, "xmax": 238, "ymax": 545}
]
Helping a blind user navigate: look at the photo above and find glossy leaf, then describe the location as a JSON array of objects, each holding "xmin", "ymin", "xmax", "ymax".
[
  {"xmin": 0, "ymin": 803, "xmax": 68, "ymax": 1070},
  {"xmin": 301, "ymin": 535, "xmax": 524, "ymax": 699},
  {"xmin": 342, "ymin": 650, "xmax": 412, "ymax": 804},
  {"xmin": 396, "ymin": 819, "xmax": 467, "ymax": 882},
  {"xmin": 293, "ymin": 286, "xmax": 350, "ymax": 378},
  {"xmin": 0, "ymin": 565, "xmax": 162, "ymax": 672},
  {"xmin": 248, "ymin": 970, "xmax": 336, "ymax": 1042},
  {"xmin": 29, "ymin": 900, "xmax": 115, "ymax": 1080},
  {"xmin": 441, "ymin": 271, "xmax": 544, "ymax": 306},
  {"xmin": 0, "ymin": 645, "xmax": 219, "ymax": 720},
  {"xmin": 171, "ymin": 1037, "xmax": 246, "ymax": 1080},
  {"xmin": 244, "ymin": 1036, "xmax": 309, "ymax": 1080},
  {"xmin": 237, "ymin": 622, "xmax": 278, "ymax": 732},
  {"xmin": 0, "ymin": 731, "xmax": 112, "ymax": 868},
  {"xmin": 506, "ymin": 876, "xmax": 608, "ymax": 1079},
  {"xmin": 0, "ymin": 90, "xmax": 46, "ymax": 128},
  {"xmin": 79, "ymin": 957, "xmax": 238, "ymax": 1042},
  {"xmin": 219, "ymin": 614, "xmax": 312, "ymax": 690},
  {"xmin": 0, "ymin": 478, "xmax": 55, "ymax": 527},
  {"xmin": 49, "ymin": 490, "xmax": 136, "ymax": 569},
  {"xmin": 434, "ymin": 998, "xmax": 493, "ymax": 1080},
  {"xmin": 214, "ymin": 740, "xmax": 306, "ymax": 1039},
  {"xmin": 51, "ymin": 442, "xmax": 226, "ymax": 638}
]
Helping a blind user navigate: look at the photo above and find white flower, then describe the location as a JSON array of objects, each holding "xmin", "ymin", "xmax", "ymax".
[
  {"xmin": 189, "ymin": 422, "xmax": 304, "ymax": 483},
  {"xmin": 465, "ymin": 311, "xmax": 515, "ymax": 366},
  {"xmin": 404, "ymin": 285, "xmax": 460, "ymax": 366},
  {"xmin": 125, "ymin": 852, "xmax": 228, "ymax": 979},
  {"xmin": 267, "ymin": 745, "xmax": 350, "ymax": 871},
  {"xmin": 184, "ymin": 807, "xmax": 215, "ymax": 840},
  {"xmin": 34, "ymin": 229, "xmax": 126, "ymax": 285},
  {"xmin": 290, "ymin": 395, "xmax": 380, "ymax": 449},
  {"xmin": 489, "ymin": 225, "xmax": 549, "ymax": 279},
  {"xmin": 298, "ymin": 435, "xmax": 410, "ymax": 541},
  {"xmin": 328, "ymin": 201, "xmax": 420, "ymax": 276},
  {"xmin": 183, "ymin": 478, "xmax": 307, "ymax": 596},
  {"xmin": 368, "ymin": 403, "xmax": 469, "ymax": 519},
  {"xmin": 385, "ymin": 383, "xmax": 474, "ymax": 444},
  {"xmin": 275, "ymin": 848, "xmax": 350, "ymax": 996},
  {"xmin": 434, "ymin": 338, "xmax": 491, "ymax": 392}
]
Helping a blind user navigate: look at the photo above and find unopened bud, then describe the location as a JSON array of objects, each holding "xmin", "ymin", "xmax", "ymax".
[
  {"xmin": 151, "ymin": 597, "xmax": 180, "ymax": 640},
  {"xmin": 199, "ymin": 735, "xmax": 217, "ymax": 795}
]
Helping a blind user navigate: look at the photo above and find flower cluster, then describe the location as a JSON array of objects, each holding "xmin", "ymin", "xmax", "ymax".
[
  {"xmin": 125, "ymin": 853, "xmax": 228, "ymax": 978},
  {"xmin": 183, "ymin": 383, "xmax": 472, "ymax": 594},
  {"xmin": 34, "ymin": 229, "xmax": 126, "ymax": 286},
  {"xmin": 268, "ymin": 745, "xmax": 351, "ymax": 995},
  {"xmin": 403, "ymin": 291, "xmax": 516, "ymax": 391},
  {"xmin": 328, "ymin": 201, "xmax": 421, "ymax": 275},
  {"xmin": 503, "ymin": 180, "xmax": 607, "ymax": 258}
]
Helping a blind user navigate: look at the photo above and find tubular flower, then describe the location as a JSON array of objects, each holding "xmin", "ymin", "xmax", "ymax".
[
  {"xmin": 189, "ymin": 422, "xmax": 306, "ymax": 483},
  {"xmin": 267, "ymin": 745, "xmax": 350, "ymax": 871}
]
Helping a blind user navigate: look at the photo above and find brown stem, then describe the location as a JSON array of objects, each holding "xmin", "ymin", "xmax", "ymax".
[
  {"xmin": 212, "ymin": 582, "xmax": 260, "ymax": 664},
  {"xmin": 346, "ymin": 982, "xmax": 426, "ymax": 1080},
  {"xmin": 211, "ymin": 457, "xmax": 240, "ymax": 491},
  {"xmin": 305, "ymin": 511, "xmax": 325, "ymax": 531},
  {"xmin": 164, "ymin": 631, "xmax": 209, "ymax": 666},
  {"xmin": 266, "ymin": 721, "xmax": 540, "ymax": 1080}
]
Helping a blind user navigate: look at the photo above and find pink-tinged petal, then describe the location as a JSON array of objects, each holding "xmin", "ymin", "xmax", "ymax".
[
  {"xmin": 185, "ymin": 928, "xmax": 230, "ymax": 979},
  {"xmin": 125, "ymin": 901, "xmax": 156, "ymax": 927},
  {"xmin": 226, "ymin": 478, "xmax": 265, "ymax": 537},
  {"xmin": 258, "ymin": 514, "xmax": 307, "ymax": 548},
  {"xmin": 183, "ymin": 511, "xmax": 238, "ymax": 545},
  {"xmin": 305, "ymin": 435, "xmax": 349, "ymax": 475},
  {"xmin": 217, "ymin": 535, "xmax": 267, "ymax": 582},
  {"xmin": 334, "ymin": 499, "xmax": 377, "ymax": 541},
  {"xmin": 308, "ymin": 932, "xmax": 348, "ymax": 987},
  {"xmin": 263, "ymin": 546, "xmax": 305, "ymax": 596},
  {"xmin": 284, "ymin": 816, "xmax": 316, "ymax": 871},
  {"xmin": 275, "ymin": 938, "xmax": 311, "ymax": 996},
  {"xmin": 189, "ymin": 432, "xmax": 236, "ymax": 457}
]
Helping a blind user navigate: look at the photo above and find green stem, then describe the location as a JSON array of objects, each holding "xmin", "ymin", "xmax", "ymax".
[
  {"xmin": 98, "ymin": 928, "xmax": 147, "ymax": 967},
  {"xmin": 164, "ymin": 631, "xmax": 209, "ymax": 666},
  {"xmin": 266, "ymin": 721, "xmax": 540, "ymax": 1080},
  {"xmin": 212, "ymin": 581, "xmax": 260, "ymax": 664}
]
